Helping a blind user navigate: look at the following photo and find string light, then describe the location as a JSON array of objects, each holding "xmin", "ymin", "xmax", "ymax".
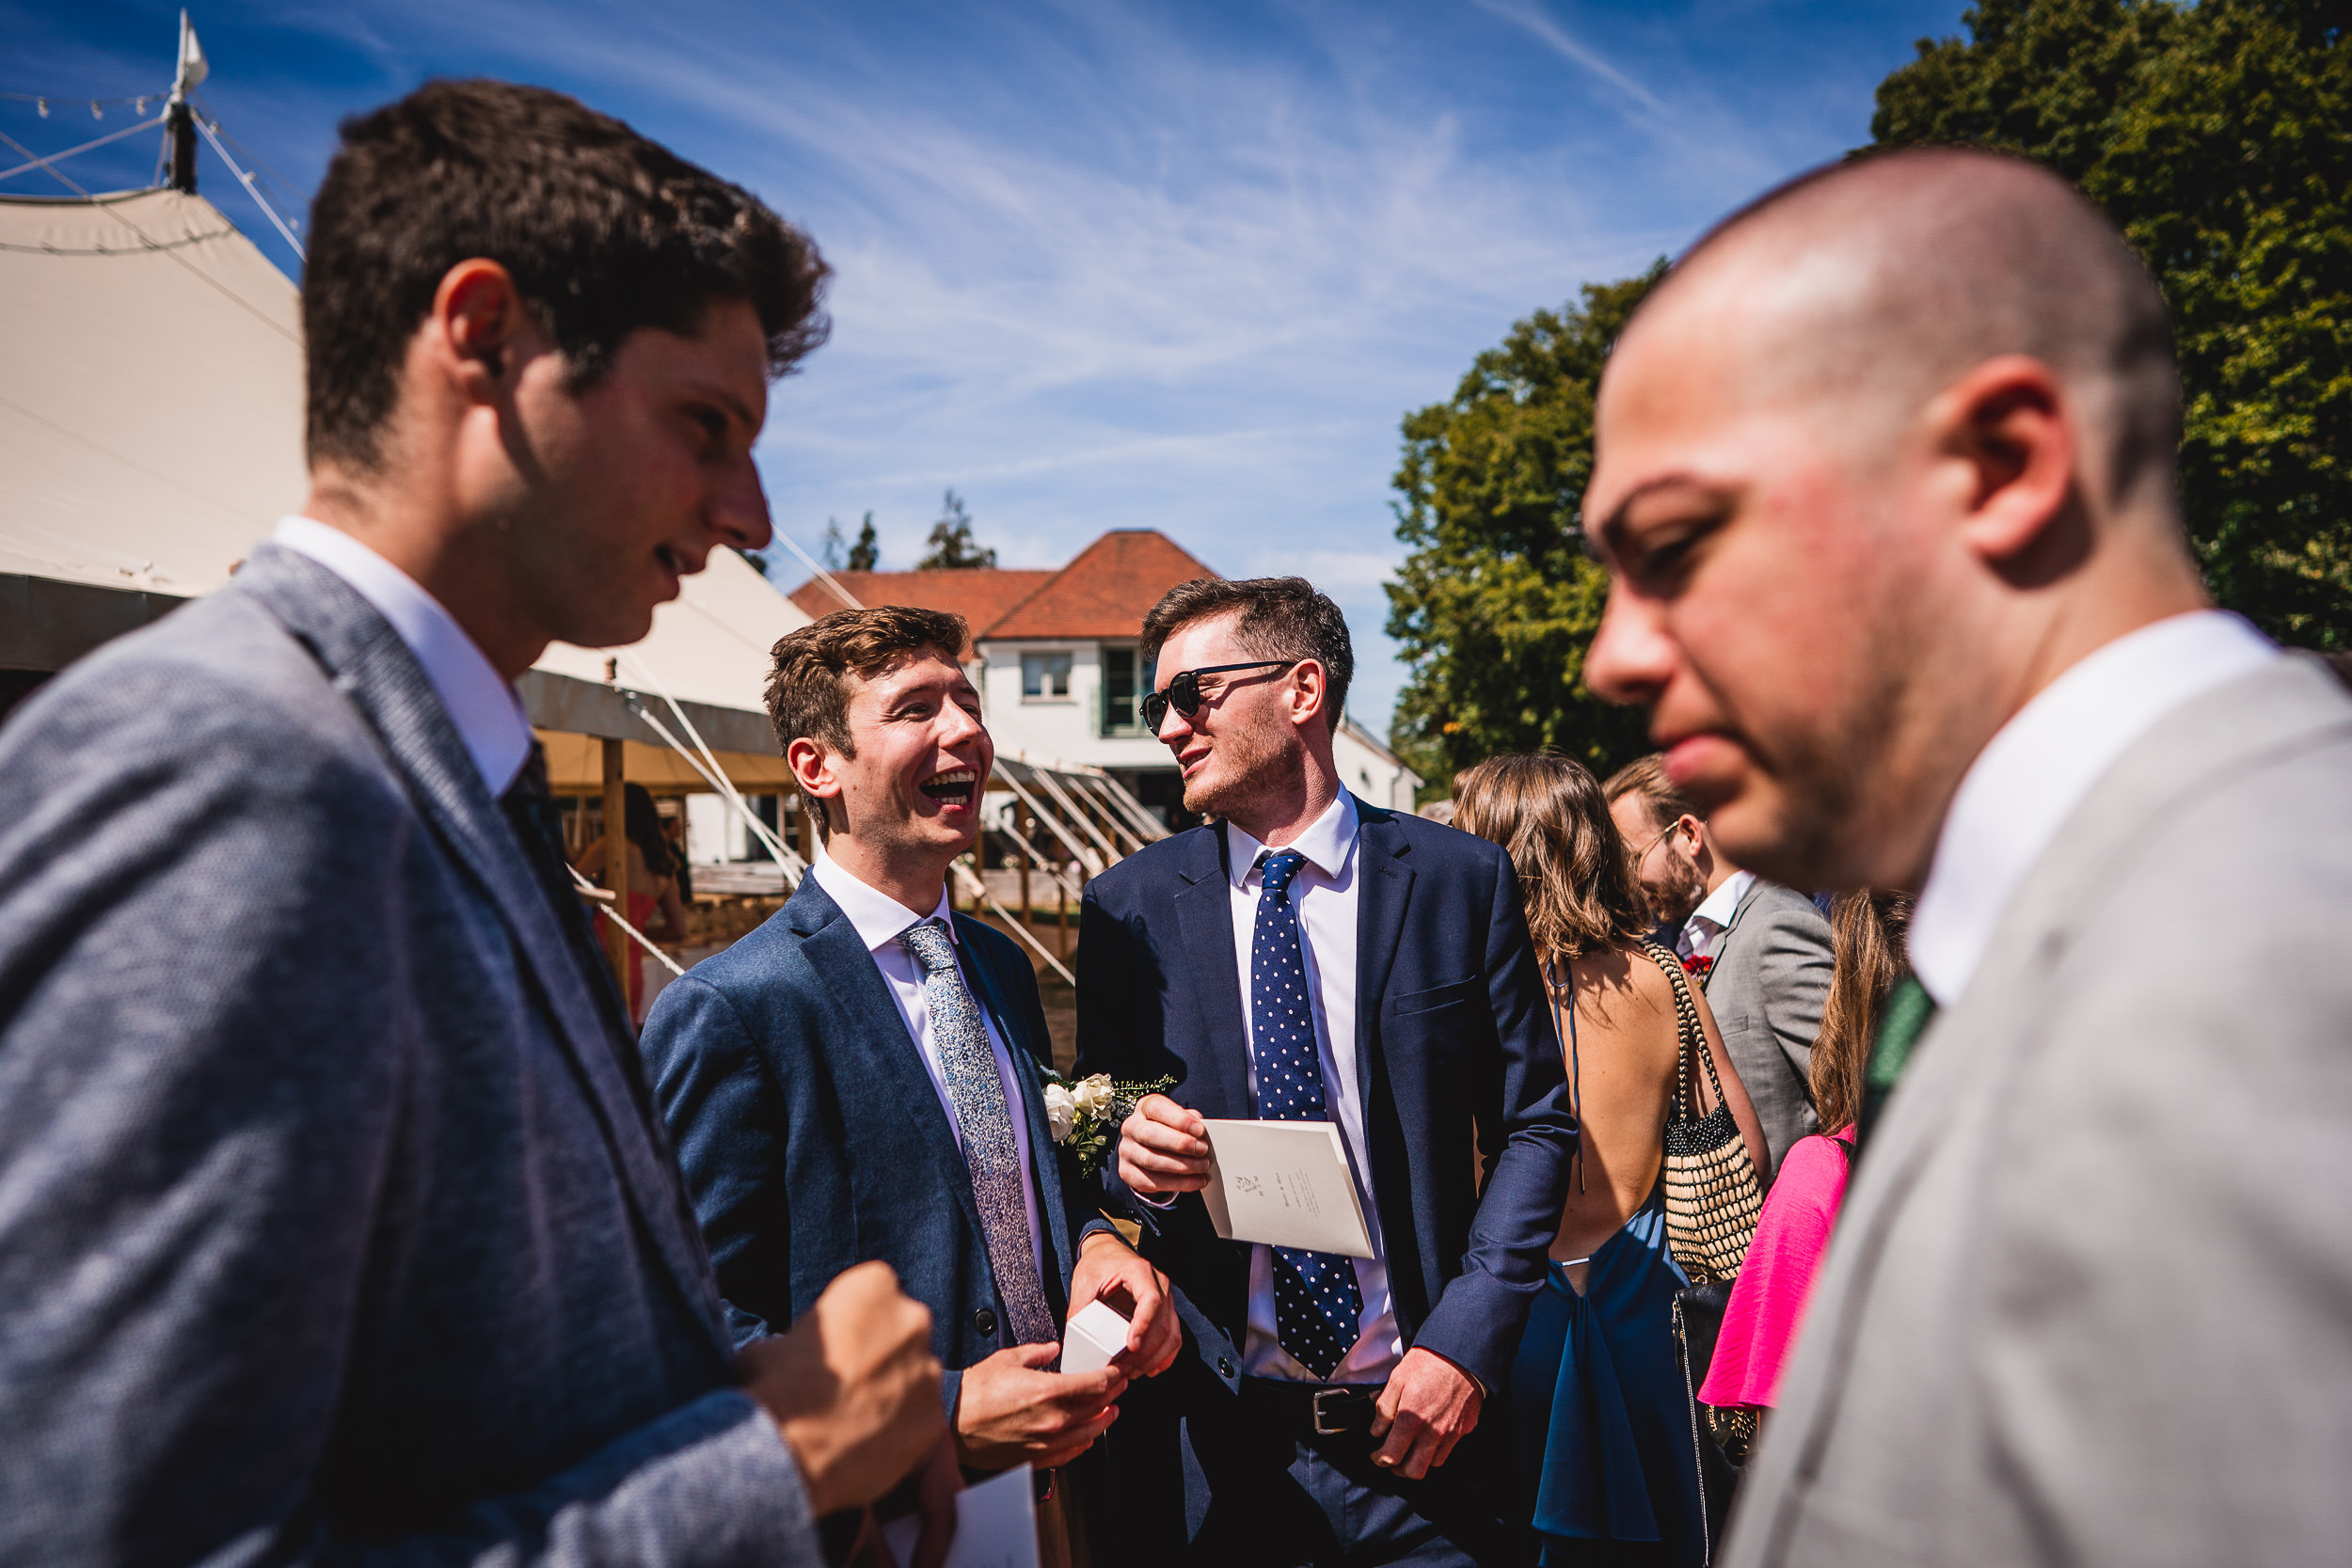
[
  {"xmin": 35, "ymin": 99, "xmax": 46, "ymax": 118},
  {"xmin": 90, "ymin": 101, "xmax": 103, "ymax": 119}
]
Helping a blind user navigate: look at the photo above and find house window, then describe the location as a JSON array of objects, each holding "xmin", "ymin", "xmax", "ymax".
[
  {"xmin": 1102, "ymin": 645, "xmax": 1143, "ymax": 736},
  {"xmin": 1021, "ymin": 651, "xmax": 1073, "ymax": 702}
]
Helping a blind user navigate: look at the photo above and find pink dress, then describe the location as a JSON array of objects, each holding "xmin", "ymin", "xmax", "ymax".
[{"xmin": 1696, "ymin": 1127, "xmax": 1854, "ymax": 1408}]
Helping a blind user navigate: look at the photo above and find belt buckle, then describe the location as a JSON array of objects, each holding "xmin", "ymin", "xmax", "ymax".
[{"xmin": 1311, "ymin": 1387, "xmax": 1356, "ymax": 1436}]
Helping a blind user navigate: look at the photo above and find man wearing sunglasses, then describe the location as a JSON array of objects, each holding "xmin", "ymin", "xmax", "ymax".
[{"xmin": 1073, "ymin": 576, "xmax": 1575, "ymax": 1566}]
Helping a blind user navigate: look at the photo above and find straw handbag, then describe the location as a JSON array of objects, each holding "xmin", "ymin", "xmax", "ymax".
[
  {"xmin": 1646, "ymin": 940, "xmax": 1762, "ymax": 1284},
  {"xmin": 1644, "ymin": 940, "xmax": 1765, "ymax": 1527}
]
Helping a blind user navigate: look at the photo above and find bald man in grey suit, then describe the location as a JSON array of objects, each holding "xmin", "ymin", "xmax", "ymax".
[{"xmin": 1582, "ymin": 148, "xmax": 2352, "ymax": 1565}]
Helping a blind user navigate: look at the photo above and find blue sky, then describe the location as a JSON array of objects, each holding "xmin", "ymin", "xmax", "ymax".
[{"xmin": 5, "ymin": 0, "xmax": 1965, "ymax": 732}]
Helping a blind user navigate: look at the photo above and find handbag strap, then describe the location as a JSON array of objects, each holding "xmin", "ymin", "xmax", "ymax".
[{"xmin": 1642, "ymin": 939, "xmax": 1730, "ymax": 1125}]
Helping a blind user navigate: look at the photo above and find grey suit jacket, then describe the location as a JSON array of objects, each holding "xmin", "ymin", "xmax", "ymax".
[
  {"xmin": 1702, "ymin": 878, "xmax": 1834, "ymax": 1181},
  {"xmin": 1725, "ymin": 655, "xmax": 2352, "ymax": 1568},
  {"xmin": 0, "ymin": 545, "xmax": 815, "ymax": 1567}
]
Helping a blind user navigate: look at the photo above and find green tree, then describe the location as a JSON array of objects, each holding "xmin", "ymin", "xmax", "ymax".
[
  {"xmin": 1385, "ymin": 267, "xmax": 1663, "ymax": 795},
  {"xmin": 1872, "ymin": 0, "xmax": 2351, "ymax": 647},
  {"xmin": 917, "ymin": 490, "xmax": 996, "ymax": 569},
  {"xmin": 848, "ymin": 511, "xmax": 881, "ymax": 572}
]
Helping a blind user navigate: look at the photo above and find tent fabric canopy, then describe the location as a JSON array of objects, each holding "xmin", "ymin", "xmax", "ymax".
[
  {"xmin": 534, "ymin": 730, "xmax": 793, "ymax": 797},
  {"xmin": 0, "ymin": 186, "xmax": 808, "ymax": 730}
]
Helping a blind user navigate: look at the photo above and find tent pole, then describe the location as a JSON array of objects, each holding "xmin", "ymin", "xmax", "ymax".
[{"xmin": 602, "ymin": 738, "xmax": 631, "ymax": 997}]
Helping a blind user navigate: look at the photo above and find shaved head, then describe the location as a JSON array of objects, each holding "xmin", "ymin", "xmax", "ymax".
[
  {"xmin": 1638, "ymin": 149, "xmax": 2181, "ymax": 514},
  {"xmin": 1582, "ymin": 148, "xmax": 2208, "ymax": 891}
]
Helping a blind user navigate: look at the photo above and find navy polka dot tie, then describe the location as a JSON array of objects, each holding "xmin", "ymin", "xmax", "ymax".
[{"xmin": 1251, "ymin": 848, "xmax": 1364, "ymax": 1381}]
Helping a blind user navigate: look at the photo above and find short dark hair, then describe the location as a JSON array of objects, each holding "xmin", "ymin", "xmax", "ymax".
[
  {"xmin": 1602, "ymin": 752, "xmax": 1701, "ymax": 831},
  {"xmin": 304, "ymin": 79, "xmax": 830, "ymax": 470},
  {"xmin": 1139, "ymin": 577, "xmax": 1354, "ymax": 736},
  {"xmin": 766, "ymin": 606, "xmax": 969, "ymax": 834}
]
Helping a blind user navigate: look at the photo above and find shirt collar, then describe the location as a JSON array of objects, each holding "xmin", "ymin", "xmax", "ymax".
[
  {"xmin": 1224, "ymin": 790, "xmax": 1359, "ymax": 889},
  {"xmin": 271, "ymin": 515, "xmax": 532, "ymax": 797},
  {"xmin": 1689, "ymin": 867, "xmax": 1756, "ymax": 931},
  {"xmin": 811, "ymin": 846, "xmax": 955, "ymax": 954},
  {"xmin": 1909, "ymin": 610, "xmax": 2279, "ymax": 1006}
]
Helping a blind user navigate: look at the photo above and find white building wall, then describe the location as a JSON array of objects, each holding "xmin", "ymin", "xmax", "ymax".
[
  {"xmin": 975, "ymin": 637, "xmax": 1173, "ymax": 771},
  {"xmin": 1335, "ymin": 718, "xmax": 1422, "ymax": 814}
]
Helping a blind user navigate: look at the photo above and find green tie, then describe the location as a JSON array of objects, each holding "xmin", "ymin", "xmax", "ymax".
[{"xmin": 1854, "ymin": 974, "xmax": 1936, "ymax": 1160}]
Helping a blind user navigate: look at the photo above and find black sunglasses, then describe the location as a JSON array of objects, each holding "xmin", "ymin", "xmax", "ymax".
[{"xmin": 1140, "ymin": 660, "xmax": 1297, "ymax": 732}]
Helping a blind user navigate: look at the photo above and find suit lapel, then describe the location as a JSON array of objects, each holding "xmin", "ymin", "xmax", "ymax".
[
  {"xmin": 1353, "ymin": 802, "xmax": 1415, "ymax": 1113},
  {"xmin": 233, "ymin": 544, "xmax": 730, "ymax": 1347},
  {"xmin": 957, "ymin": 916, "xmax": 1074, "ymax": 1291},
  {"xmin": 1171, "ymin": 825, "xmax": 1250, "ymax": 1118},
  {"xmin": 793, "ymin": 885, "xmax": 990, "ymax": 1253}
]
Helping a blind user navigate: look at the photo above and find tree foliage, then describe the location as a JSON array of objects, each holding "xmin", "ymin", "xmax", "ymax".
[
  {"xmin": 848, "ymin": 513, "xmax": 881, "ymax": 572},
  {"xmin": 825, "ymin": 511, "xmax": 882, "ymax": 572},
  {"xmin": 1872, "ymin": 0, "xmax": 2352, "ymax": 646},
  {"xmin": 1384, "ymin": 268, "xmax": 1663, "ymax": 795},
  {"xmin": 917, "ymin": 490, "xmax": 996, "ymax": 570}
]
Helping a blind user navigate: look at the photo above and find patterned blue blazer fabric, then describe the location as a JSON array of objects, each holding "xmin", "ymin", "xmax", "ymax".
[{"xmin": 641, "ymin": 875, "xmax": 1082, "ymax": 1422}]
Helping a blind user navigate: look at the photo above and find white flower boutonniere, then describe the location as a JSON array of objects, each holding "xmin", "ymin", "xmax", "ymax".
[{"xmin": 1038, "ymin": 1069, "xmax": 1177, "ymax": 1178}]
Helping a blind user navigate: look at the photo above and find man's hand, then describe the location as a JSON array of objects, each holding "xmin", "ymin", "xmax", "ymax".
[
  {"xmin": 739, "ymin": 1260, "xmax": 946, "ymax": 1518},
  {"xmin": 1369, "ymin": 1347, "xmax": 1483, "ymax": 1481},
  {"xmin": 1070, "ymin": 1231, "xmax": 1183, "ymax": 1377},
  {"xmin": 1117, "ymin": 1093, "xmax": 1210, "ymax": 1196},
  {"xmin": 953, "ymin": 1342, "xmax": 1124, "ymax": 1471},
  {"xmin": 853, "ymin": 1435, "xmax": 962, "ymax": 1568}
]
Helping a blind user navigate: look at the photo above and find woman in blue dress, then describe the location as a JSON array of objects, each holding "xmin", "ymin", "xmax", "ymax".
[{"xmin": 1454, "ymin": 755, "xmax": 1768, "ymax": 1564}]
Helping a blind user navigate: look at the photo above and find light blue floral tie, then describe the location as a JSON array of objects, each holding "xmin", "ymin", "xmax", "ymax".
[
  {"xmin": 898, "ymin": 918, "xmax": 1055, "ymax": 1347},
  {"xmin": 1251, "ymin": 848, "xmax": 1365, "ymax": 1380}
]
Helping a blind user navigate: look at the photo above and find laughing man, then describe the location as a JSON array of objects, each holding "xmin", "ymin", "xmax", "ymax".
[{"xmin": 641, "ymin": 606, "xmax": 1183, "ymax": 1538}]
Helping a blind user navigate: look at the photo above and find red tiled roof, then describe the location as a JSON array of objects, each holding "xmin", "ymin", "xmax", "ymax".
[
  {"xmin": 786, "ymin": 530, "xmax": 1219, "ymax": 644},
  {"xmin": 786, "ymin": 569, "xmax": 1057, "ymax": 645},
  {"xmin": 987, "ymin": 531, "xmax": 1218, "ymax": 639}
]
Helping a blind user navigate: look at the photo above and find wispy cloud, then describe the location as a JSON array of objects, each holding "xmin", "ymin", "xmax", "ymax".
[
  {"xmin": 11, "ymin": 0, "xmax": 1933, "ymax": 728},
  {"xmin": 1465, "ymin": 0, "xmax": 1669, "ymax": 118}
]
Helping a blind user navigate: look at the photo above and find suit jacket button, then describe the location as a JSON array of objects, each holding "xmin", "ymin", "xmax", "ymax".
[
  {"xmin": 973, "ymin": 1307, "xmax": 997, "ymax": 1338},
  {"xmin": 1217, "ymin": 1357, "xmax": 1234, "ymax": 1378}
]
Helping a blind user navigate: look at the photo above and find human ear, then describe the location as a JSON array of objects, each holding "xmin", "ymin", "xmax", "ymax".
[
  {"xmin": 1289, "ymin": 659, "xmax": 1327, "ymax": 729},
  {"xmin": 1932, "ymin": 355, "xmax": 2077, "ymax": 566},
  {"xmin": 429, "ymin": 259, "xmax": 538, "ymax": 404},
  {"xmin": 786, "ymin": 736, "xmax": 843, "ymax": 817}
]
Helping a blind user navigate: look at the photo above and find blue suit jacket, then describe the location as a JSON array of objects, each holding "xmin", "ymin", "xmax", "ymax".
[
  {"xmin": 1075, "ymin": 798, "xmax": 1575, "ymax": 1396},
  {"xmin": 642, "ymin": 877, "xmax": 1082, "ymax": 1418},
  {"xmin": 0, "ymin": 545, "xmax": 814, "ymax": 1566}
]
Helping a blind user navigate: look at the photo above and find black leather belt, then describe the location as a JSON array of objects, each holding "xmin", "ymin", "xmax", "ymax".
[{"xmin": 1241, "ymin": 1376, "xmax": 1380, "ymax": 1436}]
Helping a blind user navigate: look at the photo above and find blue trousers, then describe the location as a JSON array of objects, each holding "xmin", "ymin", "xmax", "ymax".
[{"xmin": 1170, "ymin": 1372, "xmax": 1516, "ymax": 1567}]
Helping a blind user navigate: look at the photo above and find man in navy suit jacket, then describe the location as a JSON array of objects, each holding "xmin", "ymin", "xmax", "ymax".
[
  {"xmin": 0, "ymin": 82, "xmax": 946, "ymax": 1565},
  {"xmin": 1078, "ymin": 578, "xmax": 1576, "ymax": 1565},
  {"xmin": 644, "ymin": 607, "xmax": 1181, "ymax": 1491}
]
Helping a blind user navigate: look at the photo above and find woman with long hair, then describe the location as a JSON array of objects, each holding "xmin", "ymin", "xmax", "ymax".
[
  {"xmin": 572, "ymin": 781, "xmax": 690, "ymax": 1022},
  {"xmin": 1697, "ymin": 891, "xmax": 1913, "ymax": 1418},
  {"xmin": 1455, "ymin": 753, "xmax": 1767, "ymax": 1567}
]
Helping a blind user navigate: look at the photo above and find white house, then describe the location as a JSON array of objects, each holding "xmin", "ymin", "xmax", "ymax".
[{"xmin": 789, "ymin": 530, "xmax": 1420, "ymax": 825}]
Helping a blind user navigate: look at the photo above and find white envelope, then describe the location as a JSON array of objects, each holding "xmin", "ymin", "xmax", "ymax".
[
  {"xmin": 881, "ymin": 1463, "xmax": 1039, "ymax": 1568},
  {"xmin": 1059, "ymin": 1298, "xmax": 1130, "ymax": 1377},
  {"xmin": 1198, "ymin": 1118, "xmax": 1375, "ymax": 1259}
]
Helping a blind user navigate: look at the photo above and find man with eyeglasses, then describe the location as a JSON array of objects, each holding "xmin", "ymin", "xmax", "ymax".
[
  {"xmin": 1073, "ymin": 576, "xmax": 1575, "ymax": 1566},
  {"xmin": 1605, "ymin": 752, "xmax": 1832, "ymax": 1184}
]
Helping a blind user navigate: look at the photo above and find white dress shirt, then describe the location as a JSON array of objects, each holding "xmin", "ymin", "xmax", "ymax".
[
  {"xmin": 1677, "ymin": 867, "xmax": 1757, "ymax": 964},
  {"xmin": 810, "ymin": 849, "xmax": 1049, "ymax": 1294},
  {"xmin": 1222, "ymin": 791, "xmax": 1402, "ymax": 1384},
  {"xmin": 271, "ymin": 516, "xmax": 532, "ymax": 798},
  {"xmin": 1910, "ymin": 610, "xmax": 2280, "ymax": 1006}
]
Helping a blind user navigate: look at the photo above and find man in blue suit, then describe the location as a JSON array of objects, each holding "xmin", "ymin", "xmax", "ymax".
[
  {"xmin": 1079, "ymin": 578, "xmax": 1577, "ymax": 1565},
  {"xmin": 0, "ymin": 82, "xmax": 948, "ymax": 1566},
  {"xmin": 643, "ymin": 607, "xmax": 1181, "ymax": 1502}
]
